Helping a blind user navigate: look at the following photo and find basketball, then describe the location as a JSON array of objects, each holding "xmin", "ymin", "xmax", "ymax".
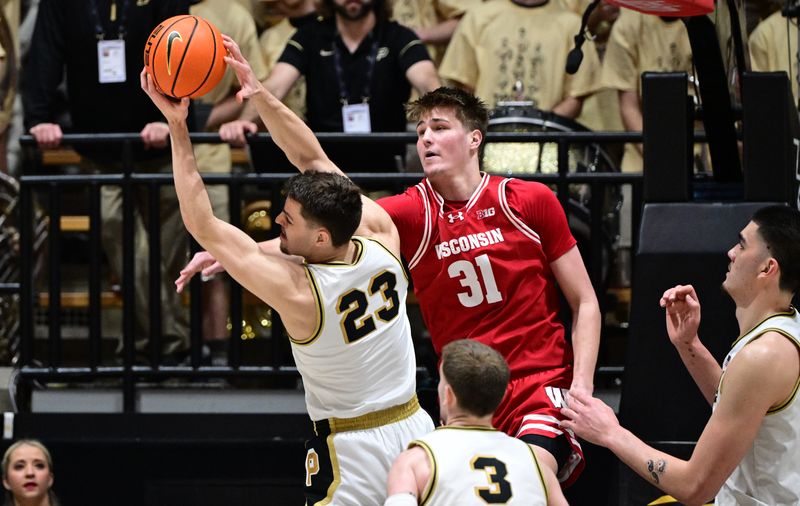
[{"xmin": 143, "ymin": 15, "xmax": 227, "ymax": 99}]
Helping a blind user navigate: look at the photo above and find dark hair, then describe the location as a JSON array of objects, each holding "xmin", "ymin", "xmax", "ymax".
[
  {"xmin": 406, "ymin": 87, "xmax": 489, "ymax": 146},
  {"xmin": 2, "ymin": 439, "xmax": 59, "ymax": 506},
  {"xmin": 441, "ymin": 340, "xmax": 509, "ymax": 417},
  {"xmin": 283, "ymin": 171, "xmax": 362, "ymax": 247},
  {"xmin": 752, "ymin": 205, "xmax": 800, "ymax": 294},
  {"xmin": 317, "ymin": 0, "xmax": 392, "ymax": 21}
]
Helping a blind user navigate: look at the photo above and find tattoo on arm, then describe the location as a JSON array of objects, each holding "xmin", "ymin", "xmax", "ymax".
[{"xmin": 646, "ymin": 459, "xmax": 667, "ymax": 484}]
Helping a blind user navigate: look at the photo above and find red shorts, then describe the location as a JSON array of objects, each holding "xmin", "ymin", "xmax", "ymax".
[{"xmin": 492, "ymin": 365, "xmax": 585, "ymax": 487}]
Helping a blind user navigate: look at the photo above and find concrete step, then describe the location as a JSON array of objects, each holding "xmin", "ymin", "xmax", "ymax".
[{"xmin": 31, "ymin": 387, "xmax": 306, "ymax": 414}]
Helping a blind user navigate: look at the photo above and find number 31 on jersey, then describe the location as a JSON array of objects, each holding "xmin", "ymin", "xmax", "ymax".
[{"xmin": 448, "ymin": 254, "xmax": 502, "ymax": 308}]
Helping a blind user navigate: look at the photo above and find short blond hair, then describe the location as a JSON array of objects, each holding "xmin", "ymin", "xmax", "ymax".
[{"xmin": 441, "ymin": 340, "xmax": 509, "ymax": 417}]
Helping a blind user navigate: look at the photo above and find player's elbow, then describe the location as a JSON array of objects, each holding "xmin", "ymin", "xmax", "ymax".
[
  {"xmin": 674, "ymin": 477, "xmax": 719, "ymax": 506},
  {"xmin": 180, "ymin": 206, "xmax": 216, "ymax": 244}
]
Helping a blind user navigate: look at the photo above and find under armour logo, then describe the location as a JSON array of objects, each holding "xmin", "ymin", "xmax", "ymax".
[{"xmin": 447, "ymin": 212, "xmax": 464, "ymax": 223}]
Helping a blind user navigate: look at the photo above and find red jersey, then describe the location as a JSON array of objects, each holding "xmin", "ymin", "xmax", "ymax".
[{"xmin": 378, "ymin": 173, "xmax": 577, "ymax": 379}]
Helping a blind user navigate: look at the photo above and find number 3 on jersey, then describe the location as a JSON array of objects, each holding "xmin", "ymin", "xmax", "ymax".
[
  {"xmin": 448, "ymin": 253, "xmax": 502, "ymax": 308},
  {"xmin": 471, "ymin": 456, "xmax": 513, "ymax": 503},
  {"xmin": 336, "ymin": 270, "xmax": 400, "ymax": 343}
]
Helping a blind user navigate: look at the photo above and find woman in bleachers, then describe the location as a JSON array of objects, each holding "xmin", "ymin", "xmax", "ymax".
[{"xmin": 1, "ymin": 440, "xmax": 58, "ymax": 506}]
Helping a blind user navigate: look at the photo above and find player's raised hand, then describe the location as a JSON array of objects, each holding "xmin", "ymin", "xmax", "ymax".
[
  {"xmin": 221, "ymin": 34, "xmax": 263, "ymax": 103},
  {"xmin": 659, "ymin": 284, "xmax": 701, "ymax": 348},
  {"xmin": 140, "ymin": 68, "xmax": 189, "ymax": 123}
]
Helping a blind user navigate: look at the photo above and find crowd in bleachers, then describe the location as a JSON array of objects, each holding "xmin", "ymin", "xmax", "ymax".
[{"xmin": 0, "ymin": 0, "xmax": 794, "ymax": 177}]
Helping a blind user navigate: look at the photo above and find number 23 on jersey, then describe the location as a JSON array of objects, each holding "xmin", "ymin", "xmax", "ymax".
[{"xmin": 336, "ymin": 270, "xmax": 400, "ymax": 343}]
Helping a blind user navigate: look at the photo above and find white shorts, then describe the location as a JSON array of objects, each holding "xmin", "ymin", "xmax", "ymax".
[{"xmin": 305, "ymin": 396, "xmax": 434, "ymax": 506}]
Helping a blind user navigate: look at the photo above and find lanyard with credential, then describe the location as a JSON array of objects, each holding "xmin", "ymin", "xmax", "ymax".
[
  {"xmin": 88, "ymin": 0, "xmax": 131, "ymax": 40},
  {"xmin": 331, "ymin": 30, "xmax": 380, "ymax": 105}
]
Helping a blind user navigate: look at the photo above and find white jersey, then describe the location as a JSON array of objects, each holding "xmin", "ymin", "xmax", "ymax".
[
  {"xmin": 715, "ymin": 308, "xmax": 800, "ymax": 506},
  {"xmin": 411, "ymin": 426, "xmax": 549, "ymax": 505},
  {"xmin": 293, "ymin": 236, "xmax": 417, "ymax": 421}
]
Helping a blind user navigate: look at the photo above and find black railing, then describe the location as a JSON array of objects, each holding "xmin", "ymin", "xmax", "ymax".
[{"xmin": 14, "ymin": 131, "xmax": 646, "ymax": 412}]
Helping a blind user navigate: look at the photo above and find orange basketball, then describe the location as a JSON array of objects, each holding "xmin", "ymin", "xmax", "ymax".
[{"xmin": 143, "ymin": 15, "xmax": 227, "ymax": 99}]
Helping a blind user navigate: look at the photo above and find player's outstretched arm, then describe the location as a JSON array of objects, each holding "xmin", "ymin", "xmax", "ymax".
[
  {"xmin": 563, "ymin": 336, "xmax": 796, "ymax": 505},
  {"xmin": 660, "ymin": 284, "xmax": 721, "ymax": 404},
  {"xmin": 221, "ymin": 35, "xmax": 341, "ymax": 176},
  {"xmin": 142, "ymin": 69, "xmax": 314, "ymax": 333}
]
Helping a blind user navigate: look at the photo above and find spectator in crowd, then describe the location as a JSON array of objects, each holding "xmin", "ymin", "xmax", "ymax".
[
  {"xmin": 0, "ymin": 0, "xmax": 18, "ymax": 175},
  {"xmin": 2, "ymin": 439, "xmax": 58, "ymax": 506},
  {"xmin": 257, "ymin": 0, "xmax": 316, "ymax": 119},
  {"xmin": 22, "ymin": 0, "xmax": 190, "ymax": 362},
  {"xmin": 749, "ymin": 9, "xmax": 798, "ymax": 106},
  {"xmin": 391, "ymin": 0, "xmax": 480, "ymax": 66},
  {"xmin": 220, "ymin": 0, "xmax": 440, "ymax": 172},
  {"xmin": 189, "ymin": 0, "xmax": 269, "ymax": 364},
  {"xmin": 385, "ymin": 339, "xmax": 568, "ymax": 506},
  {"xmin": 601, "ymin": 9, "xmax": 694, "ymax": 173},
  {"xmin": 438, "ymin": 0, "xmax": 601, "ymax": 119}
]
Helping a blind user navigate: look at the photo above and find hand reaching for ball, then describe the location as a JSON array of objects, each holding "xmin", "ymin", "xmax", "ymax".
[
  {"xmin": 221, "ymin": 34, "xmax": 264, "ymax": 103},
  {"xmin": 140, "ymin": 68, "xmax": 190, "ymax": 124}
]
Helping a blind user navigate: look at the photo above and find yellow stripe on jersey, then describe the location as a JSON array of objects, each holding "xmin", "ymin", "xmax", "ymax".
[
  {"xmin": 366, "ymin": 237, "xmax": 409, "ymax": 282},
  {"xmin": 526, "ymin": 442, "xmax": 548, "ymax": 502},
  {"xmin": 312, "ymin": 433, "xmax": 341, "ymax": 506},
  {"xmin": 729, "ymin": 308, "xmax": 797, "ymax": 349},
  {"xmin": 290, "ymin": 266, "xmax": 324, "ymax": 346},
  {"xmin": 412, "ymin": 439, "xmax": 437, "ymax": 506}
]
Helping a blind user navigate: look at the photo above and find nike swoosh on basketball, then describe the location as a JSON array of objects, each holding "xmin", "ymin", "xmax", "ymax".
[{"xmin": 166, "ymin": 31, "xmax": 183, "ymax": 75}]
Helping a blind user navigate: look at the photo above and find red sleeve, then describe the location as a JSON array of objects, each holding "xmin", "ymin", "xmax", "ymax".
[
  {"xmin": 504, "ymin": 179, "xmax": 576, "ymax": 262},
  {"xmin": 377, "ymin": 187, "xmax": 427, "ymax": 261}
]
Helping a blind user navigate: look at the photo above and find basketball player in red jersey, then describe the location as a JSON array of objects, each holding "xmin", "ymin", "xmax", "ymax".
[
  {"xmin": 376, "ymin": 88, "xmax": 601, "ymax": 487},
  {"xmin": 178, "ymin": 49, "xmax": 601, "ymax": 487}
]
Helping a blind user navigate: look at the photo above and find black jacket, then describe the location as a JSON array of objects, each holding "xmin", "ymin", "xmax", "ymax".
[{"xmin": 22, "ymin": 0, "xmax": 189, "ymax": 162}]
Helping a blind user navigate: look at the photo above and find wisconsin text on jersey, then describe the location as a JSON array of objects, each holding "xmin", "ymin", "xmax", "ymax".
[{"xmin": 434, "ymin": 228, "xmax": 505, "ymax": 259}]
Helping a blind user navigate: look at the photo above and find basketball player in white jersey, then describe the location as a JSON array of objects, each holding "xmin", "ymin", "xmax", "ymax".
[
  {"xmin": 562, "ymin": 205, "xmax": 800, "ymax": 505},
  {"xmin": 139, "ymin": 36, "xmax": 434, "ymax": 505},
  {"xmin": 385, "ymin": 339, "xmax": 567, "ymax": 506}
]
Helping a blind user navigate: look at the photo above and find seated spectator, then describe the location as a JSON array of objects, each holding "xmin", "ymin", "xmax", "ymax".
[
  {"xmin": 438, "ymin": 0, "xmax": 601, "ymax": 119},
  {"xmin": 749, "ymin": 10, "xmax": 798, "ymax": 106},
  {"xmin": 220, "ymin": 0, "xmax": 441, "ymax": 173},
  {"xmin": 2, "ymin": 439, "xmax": 58, "ymax": 506},
  {"xmin": 601, "ymin": 9, "xmax": 694, "ymax": 173},
  {"xmin": 391, "ymin": 0, "xmax": 481, "ymax": 66}
]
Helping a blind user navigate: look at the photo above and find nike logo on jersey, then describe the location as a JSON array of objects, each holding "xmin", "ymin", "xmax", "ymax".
[
  {"xmin": 447, "ymin": 211, "xmax": 464, "ymax": 223},
  {"xmin": 319, "ymin": 49, "xmax": 334, "ymax": 57},
  {"xmin": 476, "ymin": 207, "xmax": 496, "ymax": 219},
  {"xmin": 376, "ymin": 47, "xmax": 389, "ymax": 61},
  {"xmin": 435, "ymin": 228, "xmax": 504, "ymax": 259}
]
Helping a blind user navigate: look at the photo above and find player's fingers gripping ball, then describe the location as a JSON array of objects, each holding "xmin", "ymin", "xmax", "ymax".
[{"xmin": 143, "ymin": 15, "xmax": 226, "ymax": 99}]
